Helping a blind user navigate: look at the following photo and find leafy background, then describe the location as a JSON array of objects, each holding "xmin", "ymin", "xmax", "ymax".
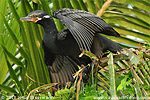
[{"xmin": 0, "ymin": 0, "xmax": 150, "ymax": 99}]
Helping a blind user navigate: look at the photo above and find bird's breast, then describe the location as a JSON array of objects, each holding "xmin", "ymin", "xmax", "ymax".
[{"xmin": 43, "ymin": 32, "xmax": 81, "ymax": 57}]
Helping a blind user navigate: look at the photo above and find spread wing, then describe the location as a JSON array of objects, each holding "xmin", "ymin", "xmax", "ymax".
[
  {"xmin": 53, "ymin": 8, "xmax": 120, "ymax": 51},
  {"xmin": 42, "ymin": 41, "xmax": 79, "ymax": 85}
]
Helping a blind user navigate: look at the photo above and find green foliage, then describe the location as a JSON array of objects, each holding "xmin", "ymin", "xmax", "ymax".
[
  {"xmin": 78, "ymin": 85, "xmax": 98, "ymax": 100},
  {"xmin": 0, "ymin": 0, "xmax": 150, "ymax": 100},
  {"xmin": 54, "ymin": 88, "xmax": 73, "ymax": 100},
  {"xmin": 102, "ymin": 0, "xmax": 150, "ymax": 48},
  {"xmin": 117, "ymin": 74, "xmax": 132, "ymax": 91},
  {"xmin": 108, "ymin": 53, "xmax": 117, "ymax": 98}
]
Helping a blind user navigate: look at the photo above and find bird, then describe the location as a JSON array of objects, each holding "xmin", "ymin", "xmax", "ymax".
[{"xmin": 20, "ymin": 8, "xmax": 122, "ymax": 87}]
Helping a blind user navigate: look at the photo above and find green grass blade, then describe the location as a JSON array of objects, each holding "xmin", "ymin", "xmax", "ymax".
[
  {"xmin": 108, "ymin": 53, "xmax": 117, "ymax": 99},
  {"xmin": 86, "ymin": 0, "xmax": 97, "ymax": 14},
  {"xmin": 39, "ymin": 0, "xmax": 51, "ymax": 14},
  {"xmin": 134, "ymin": 79, "xmax": 144, "ymax": 100},
  {"xmin": 65, "ymin": 0, "xmax": 73, "ymax": 8},
  {"xmin": 109, "ymin": 6, "xmax": 150, "ymax": 24},
  {"xmin": 104, "ymin": 11, "xmax": 150, "ymax": 29},
  {"xmin": 1, "ymin": 44, "xmax": 24, "ymax": 67},
  {"xmin": 52, "ymin": 0, "xmax": 64, "ymax": 30},
  {"xmin": 70, "ymin": 0, "xmax": 81, "ymax": 9},
  {"xmin": 0, "ymin": 84, "xmax": 17, "ymax": 94},
  {"xmin": 94, "ymin": 0, "xmax": 103, "ymax": 9},
  {"xmin": 58, "ymin": 0, "xmax": 65, "ymax": 8},
  {"xmin": 20, "ymin": 0, "xmax": 50, "ymax": 88},
  {"xmin": 77, "ymin": 0, "xmax": 88, "ymax": 11},
  {"xmin": 8, "ymin": 0, "xmax": 23, "ymax": 28},
  {"xmin": 0, "ymin": 13, "xmax": 20, "ymax": 45},
  {"xmin": 3, "ymin": 66, "xmax": 21, "ymax": 86},
  {"xmin": 3, "ymin": 52, "xmax": 24, "ymax": 96},
  {"xmin": 114, "ymin": 0, "xmax": 150, "ymax": 12},
  {"xmin": 103, "ymin": 16, "xmax": 150, "ymax": 34},
  {"xmin": 110, "ymin": 25, "xmax": 150, "ymax": 40},
  {"xmin": 0, "ymin": 0, "xmax": 9, "ymax": 85}
]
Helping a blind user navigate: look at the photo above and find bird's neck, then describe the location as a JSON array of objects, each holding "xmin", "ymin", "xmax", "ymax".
[
  {"xmin": 38, "ymin": 18, "xmax": 58, "ymax": 35},
  {"xmin": 40, "ymin": 18, "xmax": 58, "ymax": 48}
]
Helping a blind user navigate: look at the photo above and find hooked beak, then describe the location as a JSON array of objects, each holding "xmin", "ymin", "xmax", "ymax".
[{"xmin": 20, "ymin": 16, "xmax": 38, "ymax": 23}]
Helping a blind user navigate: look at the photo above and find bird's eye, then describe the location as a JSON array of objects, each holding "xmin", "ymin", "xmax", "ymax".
[{"xmin": 33, "ymin": 15, "xmax": 37, "ymax": 17}]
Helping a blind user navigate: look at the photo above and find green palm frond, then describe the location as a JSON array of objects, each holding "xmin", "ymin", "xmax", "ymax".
[{"xmin": 0, "ymin": 0, "xmax": 150, "ymax": 99}]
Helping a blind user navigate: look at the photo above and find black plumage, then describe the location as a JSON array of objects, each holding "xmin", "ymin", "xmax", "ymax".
[{"xmin": 20, "ymin": 8, "xmax": 122, "ymax": 86}]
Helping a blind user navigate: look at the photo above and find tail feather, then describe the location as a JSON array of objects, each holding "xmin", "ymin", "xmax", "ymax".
[
  {"xmin": 60, "ymin": 68, "xmax": 68, "ymax": 83},
  {"xmin": 47, "ymin": 55, "xmax": 79, "ymax": 86}
]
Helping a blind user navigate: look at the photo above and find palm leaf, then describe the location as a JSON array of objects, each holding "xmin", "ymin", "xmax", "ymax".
[{"xmin": 0, "ymin": 0, "xmax": 150, "ymax": 99}]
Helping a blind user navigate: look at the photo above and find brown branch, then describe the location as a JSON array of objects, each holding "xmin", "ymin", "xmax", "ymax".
[{"xmin": 97, "ymin": 0, "xmax": 113, "ymax": 17}]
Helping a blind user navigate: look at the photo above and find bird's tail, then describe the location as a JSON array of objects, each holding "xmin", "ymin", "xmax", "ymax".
[{"xmin": 47, "ymin": 56, "xmax": 79, "ymax": 87}]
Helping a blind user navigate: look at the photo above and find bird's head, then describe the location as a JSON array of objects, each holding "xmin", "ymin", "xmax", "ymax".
[{"xmin": 20, "ymin": 10, "xmax": 51, "ymax": 23}]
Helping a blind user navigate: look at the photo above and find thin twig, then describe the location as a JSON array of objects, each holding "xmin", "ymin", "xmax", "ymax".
[{"xmin": 76, "ymin": 70, "xmax": 83, "ymax": 100}]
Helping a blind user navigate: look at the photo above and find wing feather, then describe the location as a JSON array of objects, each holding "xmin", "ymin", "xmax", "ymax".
[{"xmin": 53, "ymin": 8, "xmax": 120, "ymax": 51}]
